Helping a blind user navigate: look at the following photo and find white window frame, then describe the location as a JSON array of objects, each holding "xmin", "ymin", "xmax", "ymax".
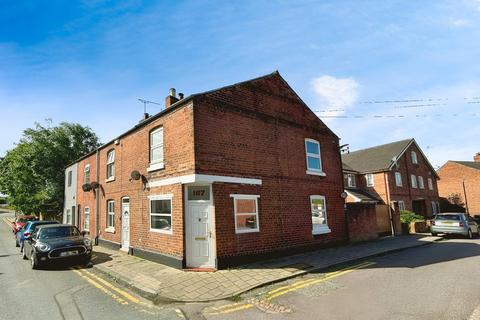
[
  {"xmin": 148, "ymin": 194, "xmax": 173, "ymax": 234},
  {"xmin": 395, "ymin": 172, "xmax": 403, "ymax": 187},
  {"xmin": 67, "ymin": 170, "xmax": 72, "ymax": 187},
  {"xmin": 428, "ymin": 178, "xmax": 433, "ymax": 190},
  {"xmin": 231, "ymin": 194, "xmax": 260, "ymax": 234},
  {"xmin": 411, "ymin": 151, "xmax": 418, "ymax": 164},
  {"xmin": 84, "ymin": 164, "xmax": 90, "ymax": 184},
  {"xmin": 366, "ymin": 174, "xmax": 374, "ymax": 187},
  {"xmin": 66, "ymin": 209, "xmax": 71, "ymax": 224},
  {"xmin": 106, "ymin": 149, "xmax": 115, "ymax": 181},
  {"xmin": 418, "ymin": 176, "xmax": 425, "ymax": 189},
  {"xmin": 410, "ymin": 174, "xmax": 417, "ymax": 188},
  {"xmin": 310, "ymin": 195, "xmax": 331, "ymax": 235},
  {"xmin": 431, "ymin": 201, "xmax": 438, "ymax": 215},
  {"xmin": 148, "ymin": 127, "xmax": 164, "ymax": 172},
  {"xmin": 347, "ymin": 174, "xmax": 356, "ymax": 187},
  {"xmin": 398, "ymin": 200, "xmax": 406, "ymax": 211},
  {"xmin": 106, "ymin": 200, "xmax": 115, "ymax": 232},
  {"xmin": 84, "ymin": 207, "xmax": 90, "ymax": 231},
  {"xmin": 304, "ymin": 138, "xmax": 325, "ymax": 176}
]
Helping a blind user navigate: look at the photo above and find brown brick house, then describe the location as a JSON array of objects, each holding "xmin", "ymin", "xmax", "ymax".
[
  {"xmin": 66, "ymin": 72, "xmax": 347, "ymax": 269},
  {"xmin": 342, "ymin": 139, "xmax": 440, "ymax": 220},
  {"xmin": 437, "ymin": 154, "xmax": 480, "ymax": 215}
]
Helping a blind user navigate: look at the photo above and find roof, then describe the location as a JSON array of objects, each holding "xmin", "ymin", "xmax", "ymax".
[
  {"xmin": 345, "ymin": 188, "xmax": 381, "ymax": 203},
  {"xmin": 342, "ymin": 139, "xmax": 412, "ymax": 173},
  {"xmin": 70, "ymin": 71, "xmax": 331, "ymax": 166},
  {"xmin": 451, "ymin": 161, "xmax": 480, "ymax": 171}
]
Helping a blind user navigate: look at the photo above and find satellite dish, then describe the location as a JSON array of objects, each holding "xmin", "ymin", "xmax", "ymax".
[{"xmin": 130, "ymin": 170, "xmax": 141, "ymax": 180}]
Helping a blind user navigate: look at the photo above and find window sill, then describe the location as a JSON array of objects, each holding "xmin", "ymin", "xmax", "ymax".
[
  {"xmin": 235, "ymin": 229, "xmax": 260, "ymax": 234},
  {"xmin": 105, "ymin": 177, "xmax": 115, "ymax": 183},
  {"xmin": 306, "ymin": 170, "xmax": 326, "ymax": 177},
  {"xmin": 147, "ymin": 162, "xmax": 165, "ymax": 172},
  {"xmin": 312, "ymin": 225, "xmax": 331, "ymax": 235},
  {"xmin": 149, "ymin": 228, "xmax": 172, "ymax": 235},
  {"xmin": 105, "ymin": 227, "xmax": 115, "ymax": 233}
]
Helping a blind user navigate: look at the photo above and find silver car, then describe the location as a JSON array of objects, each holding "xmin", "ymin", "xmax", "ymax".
[{"xmin": 431, "ymin": 213, "xmax": 479, "ymax": 238}]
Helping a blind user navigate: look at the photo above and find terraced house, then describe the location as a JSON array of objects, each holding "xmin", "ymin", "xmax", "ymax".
[
  {"xmin": 65, "ymin": 72, "xmax": 347, "ymax": 269},
  {"xmin": 342, "ymin": 139, "xmax": 440, "ymax": 228}
]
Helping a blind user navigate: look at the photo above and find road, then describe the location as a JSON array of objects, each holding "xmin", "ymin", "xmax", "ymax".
[
  {"xmin": 0, "ymin": 210, "xmax": 185, "ymax": 320},
  {"xmin": 3, "ymin": 207, "xmax": 480, "ymax": 320}
]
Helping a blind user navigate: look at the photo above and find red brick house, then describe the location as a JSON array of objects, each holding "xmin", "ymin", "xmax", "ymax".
[
  {"xmin": 437, "ymin": 154, "xmax": 480, "ymax": 215},
  {"xmin": 342, "ymin": 139, "xmax": 440, "ymax": 219},
  {"xmin": 67, "ymin": 72, "xmax": 347, "ymax": 269}
]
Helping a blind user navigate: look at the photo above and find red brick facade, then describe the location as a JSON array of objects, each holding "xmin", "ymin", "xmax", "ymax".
[
  {"xmin": 70, "ymin": 72, "xmax": 347, "ymax": 269},
  {"xmin": 437, "ymin": 158, "xmax": 480, "ymax": 215}
]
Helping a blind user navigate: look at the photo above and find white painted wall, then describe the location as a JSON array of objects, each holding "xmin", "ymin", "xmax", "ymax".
[{"xmin": 63, "ymin": 163, "xmax": 78, "ymax": 225}]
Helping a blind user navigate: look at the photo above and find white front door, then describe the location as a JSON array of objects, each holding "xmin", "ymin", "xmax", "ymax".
[
  {"xmin": 121, "ymin": 198, "xmax": 130, "ymax": 251},
  {"xmin": 187, "ymin": 203, "xmax": 214, "ymax": 268}
]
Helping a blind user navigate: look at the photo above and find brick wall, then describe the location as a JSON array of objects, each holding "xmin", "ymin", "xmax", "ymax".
[
  {"xmin": 346, "ymin": 203, "xmax": 378, "ymax": 242},
  {"xmin": 437, "ymin": 161, "xmax": 480, "ymax": 215}
]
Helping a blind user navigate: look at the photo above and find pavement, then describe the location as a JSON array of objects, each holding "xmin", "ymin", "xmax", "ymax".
[{"xmin": 88, "ymin": 233, "xmax": 442, "ymax": 303}]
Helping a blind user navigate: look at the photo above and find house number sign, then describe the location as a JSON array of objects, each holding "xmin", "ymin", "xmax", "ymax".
[{"xmin": 188, "ymin": 186, "xmax": 210, "ymax": 201}]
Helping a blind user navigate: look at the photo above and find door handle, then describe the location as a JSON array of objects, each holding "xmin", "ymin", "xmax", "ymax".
[{"xmin": 209, "ymin": 231, "xmax": 212, "ymax": 238}]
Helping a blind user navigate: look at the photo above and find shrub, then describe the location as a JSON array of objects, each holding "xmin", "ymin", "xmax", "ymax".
[{"xmin": 400, "ymin": 210, "xmax": 425, "ymax": 224}]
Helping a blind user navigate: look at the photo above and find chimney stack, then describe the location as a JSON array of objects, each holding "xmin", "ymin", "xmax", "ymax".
[
  {"xmin": 165, "ymin": 88, "xmax": 179, "ymax": 108},
  {"xmin": 474, "ymin": 152, "xmax": 480, "ymax": 162}
]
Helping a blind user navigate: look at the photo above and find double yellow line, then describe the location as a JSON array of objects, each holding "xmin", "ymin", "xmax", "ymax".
[{"xmin": 206, "ymin": 261, "xmax": 375, "ymax": 316}]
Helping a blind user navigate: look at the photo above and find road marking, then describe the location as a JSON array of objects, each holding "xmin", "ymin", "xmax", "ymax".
[
  {"xmin": 205, "ymin": 261, "xmax": 375, "ymax": 316},
  {"xmin": 72, "ymin": 269, "xmax": 129, "ymax": 305}
]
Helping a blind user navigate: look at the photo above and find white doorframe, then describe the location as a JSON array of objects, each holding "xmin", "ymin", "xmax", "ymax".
[
  {"xmin": 121, "ymin": 197, "xmax": 130, "ymax": 252},
  {"xmin": 184, "ymin": 184, "xmax": 216, "ymax": 269}
]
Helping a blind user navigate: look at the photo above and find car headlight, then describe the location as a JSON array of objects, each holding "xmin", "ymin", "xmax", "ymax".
[
  {"xmin": 84, "ymin": 238, "xmax": 92, "ymax": 248},
  {"xmin": 36, "ymin": 242, "xmax": 51, "ymax": 252}
]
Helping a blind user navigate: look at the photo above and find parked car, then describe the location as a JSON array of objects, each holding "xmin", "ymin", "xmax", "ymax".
[
  {"xmin": 11, "ymin": 215, "xmax": 38, "ymax": 234},
  {"xmin": 23, "ymin": 224, "xmax": 93, "ymax": 269},
  {"xmin": 431, "ymin": 213, "xmax": 479, "ymax": 238},
  {"xmin": 16, "ymin": 220, "xmax": 59, "ymax": 251}
]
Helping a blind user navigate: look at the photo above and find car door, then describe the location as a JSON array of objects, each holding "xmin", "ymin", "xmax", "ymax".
[{"xmin": 467, "ymin": 216, "xmax": 478, "ymax": 233}]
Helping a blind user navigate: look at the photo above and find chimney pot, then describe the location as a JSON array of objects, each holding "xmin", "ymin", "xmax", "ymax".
[
  {"xmin": 169, "ymin": 88, "xmax": 176, "ymax": 97},
  {"xmin": 474, "ymin": 152, "xmax": 480, "ymax": 162},
  {"xmin": 165, "ymin": 88, "xmax": 179, "ymax": 108},
  {"xmin": 178, "ymin": 92, "xmax": 184, "ymax": 99}
]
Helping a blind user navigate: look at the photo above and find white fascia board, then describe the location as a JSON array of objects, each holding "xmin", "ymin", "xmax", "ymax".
[{"xmin": 148, "ymin": 174, "xmax": 262, "ymax": 188}]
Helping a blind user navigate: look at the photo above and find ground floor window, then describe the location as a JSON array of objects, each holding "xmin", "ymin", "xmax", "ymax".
[
  {"xmin": 107, "ymin": 200, "xmax": 115, "ymax": 230},
  {"xmin": 84, "ymin": 207, "xmax": 90, "ymax": 231},
  {"xmin": 65, "ymin": 209, "xmax": 71, "ymax": 224},
  {"xmin": 311, "ymin": 195, "xmax": 330, "ymax": 235},
  {"xmin": 398, "ymin": 201, "xmax": 406, "ymax": 212},
  {"xmin": 149, "ymin": 195, "xmax": 173, "ymax": 233},
  {"xmin": 231, "ymin": 194, "xmax": 260, "ymax": 233},
  {"xmin": 431, "ymin": 201, "xmax": 439, "ymax": 215}
]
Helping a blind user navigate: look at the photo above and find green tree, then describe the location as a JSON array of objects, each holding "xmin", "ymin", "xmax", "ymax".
[{"xmin": 0, "ymin": 121, "xmax": 100, "ymax": 216}]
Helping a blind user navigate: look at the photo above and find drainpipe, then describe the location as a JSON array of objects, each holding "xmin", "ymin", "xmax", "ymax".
[
  {"xmin": 95, "ymin": 149, "xmax": 100, "ymax": 245},
  {"xmin": 463, "ymin": 180, "xmax": 470, "ymax": 215},
  {"xmin": 384, "ymin": 172, "xmax": 395, "ymax": 236}
]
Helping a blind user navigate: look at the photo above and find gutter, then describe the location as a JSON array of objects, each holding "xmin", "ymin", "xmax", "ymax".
[{"xmin": 95, "ymin": 149, "xmax": 100, "ymax": 245}]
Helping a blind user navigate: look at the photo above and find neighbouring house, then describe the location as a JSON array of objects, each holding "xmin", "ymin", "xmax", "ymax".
[
  {"xmin": 437, "ymin": 153, "xmax": 480, "ymax": 216},
  {"xmin": 63, "ymin": 163, "xmax": 78, "ymax": 225},
  {"xmin": 342, "ymin": 139, "xmax": 440, "ymax": 235},
  {"xmin": 65, "ymin": 71, "xmax": 348, "ymax": 269}
]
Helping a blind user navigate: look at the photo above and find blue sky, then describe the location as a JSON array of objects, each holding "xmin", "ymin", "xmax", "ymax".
[{"xmin": 1, "ymin": 0, "xmax": 479, "ymax": 167}]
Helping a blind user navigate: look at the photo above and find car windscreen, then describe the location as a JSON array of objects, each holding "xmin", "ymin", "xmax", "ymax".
[
  {"xmin": 38, "ymin": 227, "xmax": 81, "ymax": 239},
  {"xmin": 17, "ymin": 218, "xmax": 27, "ymax": 223},
  {"xmin": 436, "ymin": 215, "xmax": 461, "ymax": 221}
]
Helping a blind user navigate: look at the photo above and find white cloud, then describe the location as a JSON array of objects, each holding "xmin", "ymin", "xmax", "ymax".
[
  {"xmin": 450, "ymin": 19, "xmax": 471, "ymax": 27},
  {"xmin": 311, "ymin": 75, "xmax": 359, "ymax": 117}
]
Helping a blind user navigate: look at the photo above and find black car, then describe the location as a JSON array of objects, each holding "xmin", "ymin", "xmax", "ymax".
[{"xmin": 23, "ymin": 224, "xmax": 93, "ymax": 269}]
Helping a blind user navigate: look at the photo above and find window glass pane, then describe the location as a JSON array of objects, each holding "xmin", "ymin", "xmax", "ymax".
[
  {"xmin": 307, "ymin": 156, "xmax": 321, "ymax": 170},
  {"xmin": 107, "ymin": 163, "xmax": 115, "ymax": 178},
  {"xmin": 151, "ymin": 146, "xmax": 164, "ymax": 162},
  {"xmin": 151, "ymin": 200, "xmax": 171, "ymax": 214},
  {"xmin": 108, "ymin": 214, "xmax": 114, "ymax": 227},
  {"xmin": 306, "ymin": 141, "xmax": 319, "ymax": 155},
  {"xmin": 311, "ymin": 198, "xmax": 326, "ymax": 225},
  {"xmin": 236, "ymin": 199, "xmax": 256, "ymax": 214},
  {"xmin": 236, "ymin": 214, "xmax": 257, "ymax": 230},
  {"xmin": 107, "ymin": 150, "xmax": 115, "ymax": 163},
  {"xmin": 151, "ymin": 129, "xmax": 163, "ymax": 146},
  {"xmin": 311, "ymin": 198, "xmax": 325, "ymax": 211},
  {"xmin": 151, "ymin": 215, "xmax": 171, "ymax": 230},
  {"xmin": 188, "ymin": 186, "xmax": 210, "ymax": 201}
]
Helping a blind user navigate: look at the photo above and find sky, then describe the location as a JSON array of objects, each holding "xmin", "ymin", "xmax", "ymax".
[{"xmin": 1, "ymin": 0, "xmax": 479, "ymax": 168}]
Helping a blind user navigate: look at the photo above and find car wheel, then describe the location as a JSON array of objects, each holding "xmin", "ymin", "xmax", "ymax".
[
  {"xmin": 22, "ymin": 248, "xmax": 27, "ymax": 260},
  {"xmin": 468, "ymin": 229, "xmax": 473, "ymax": 239},
  {"xmin": 15, "ymin": 239, "xmax": 19, "ymax": 247},
  {"xmin": 431, "ymin": 232, "xmax": 438, "ymax": 236},
  {"xmin": 30, "ymin": 252, "xmax": 39, "ymax": 270}
]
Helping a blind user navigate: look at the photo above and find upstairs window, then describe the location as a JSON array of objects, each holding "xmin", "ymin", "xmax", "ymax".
[
  {"xmin": 395, "ymin": 172, "xmax": 403, "ymax": 187},
  {"xmin": 84, "ymin": 165, "xmax": 90, "ymax": 184},
  {"xmin": 106, "ymin": 149, "xmax": 115, "ymax": 180},
  {"xmin": 67, "ymin": 170, "xmax": 72, "ymax": 187},
  {"xmin": 346, "ymin": 174, "xmax": 356, "ymax": 187},
  {"xmin": 305, "ymin": 139, "xmax": 323, "ymax": 175},
  {"xmin": 149, "ymin": 128, "xmax": 164, "ymax": 171},
  {"xmin": 428, "ymin": 178, "xmax": 433, "ymax": 190},
  {"xmin": 107, "ymin": 200, "xmax": 115, "ymax": 230},
  {"xmin": 366, "ymin": 174, "xmax": 374, "ymax": 187},
  {"xmin": 411, "ymin": 174, "xmax": 417, "ymax": 188},
  {"xmin": 418, "ymin": 176, "xmax": 425, "ymax": 189},
  {"xmin": 411, "ymin": 151, "xmax": 418, "ymax": 164}
]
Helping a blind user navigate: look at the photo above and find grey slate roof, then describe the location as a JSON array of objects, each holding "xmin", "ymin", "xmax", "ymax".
[
  {"xmin": 342, "ymin": 139, "xmax": 412, "ymax": 173},
  {"xmin": 346, "ymin": 188, "xmax": 381, "ymax": 203},
  {"xmin": 452, "ymin": 161, "xmax": 480, "ymax": 171}
]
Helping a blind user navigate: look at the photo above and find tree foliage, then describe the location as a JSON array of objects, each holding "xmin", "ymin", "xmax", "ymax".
[{"xmin": 0, "ymin": 121, "xmax": 100, "ymax": 216}]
